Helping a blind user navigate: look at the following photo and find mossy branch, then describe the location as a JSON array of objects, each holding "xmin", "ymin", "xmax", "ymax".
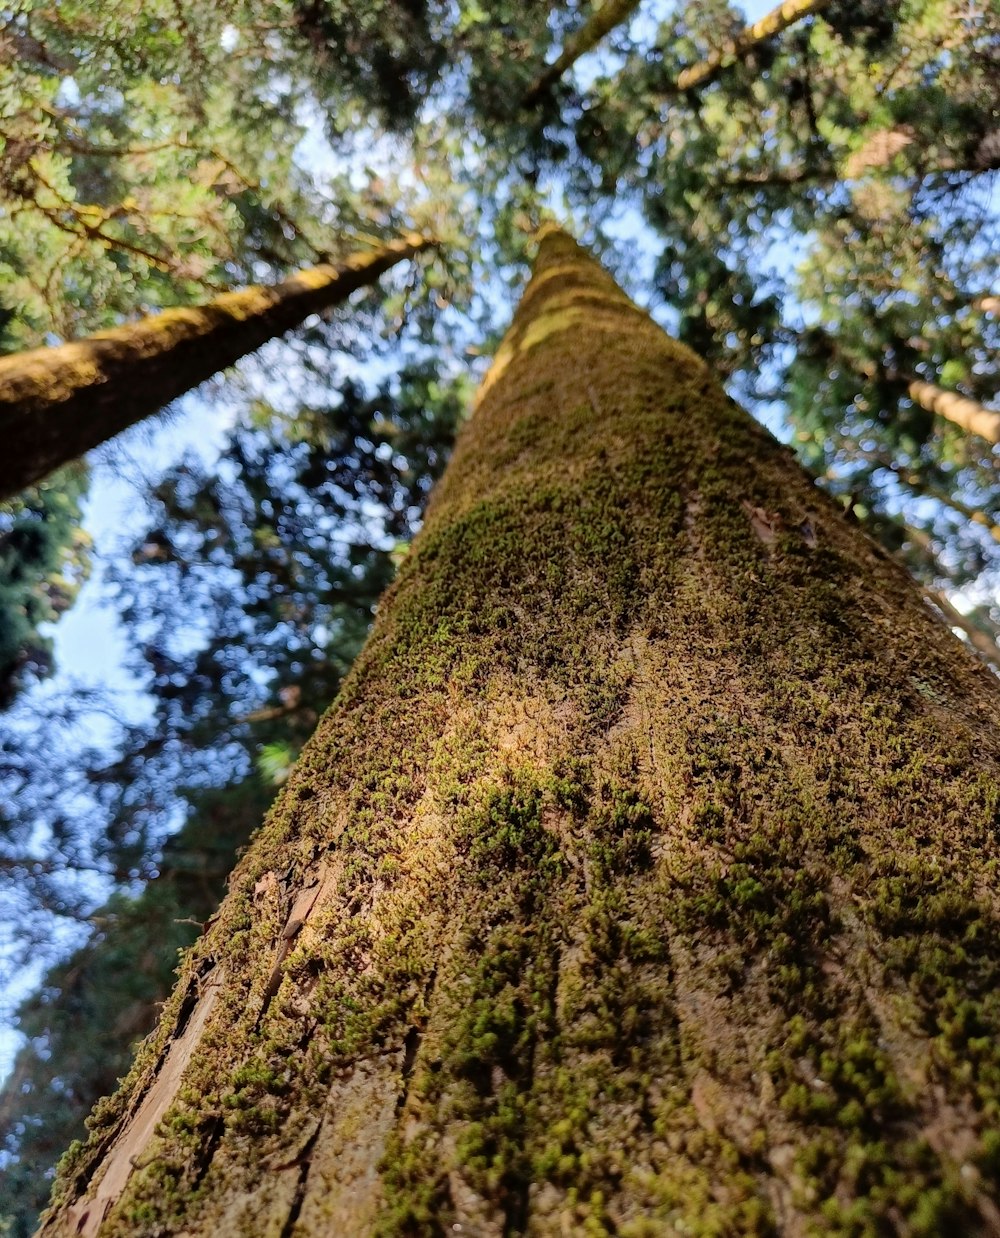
[
  {"xmin": 0, "ymin": 234, "xmax": 435, "ymax": 499},
  {"xmin": 671, "ymin": 0, "xmax": 830, "ymax": 94},
  {"xmin": 523, "ymin": 0, "xmax": 642, "ymax": 106}
]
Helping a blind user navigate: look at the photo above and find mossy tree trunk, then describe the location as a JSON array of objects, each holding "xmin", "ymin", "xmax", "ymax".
[
  {"xmin": 0, "ymin": 235, "xmax": 431, "ymax": 501},
  {"xmin": 40, "ymin": 230, "xmax": 1000, "ymax": 1237}
]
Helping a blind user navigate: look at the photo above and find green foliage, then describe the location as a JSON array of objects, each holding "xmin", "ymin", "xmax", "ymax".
[
  {"xmin": 293, "ymin": 0, "xmax": 448, "ymax": 128},
  {"xmin": 0, "ymin": 469, "xmax": 89, "ymax": 706}
]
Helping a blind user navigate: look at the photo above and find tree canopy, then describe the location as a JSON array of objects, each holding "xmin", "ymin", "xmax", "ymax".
[{"xmin": 1, "ymin": 0, "xmax": 998, "ymax": 1229}]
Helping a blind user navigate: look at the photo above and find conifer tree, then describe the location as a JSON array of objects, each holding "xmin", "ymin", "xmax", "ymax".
[{"xmin": 40, "ymin": 230, "xmax": 1000, "ymax": 1238}]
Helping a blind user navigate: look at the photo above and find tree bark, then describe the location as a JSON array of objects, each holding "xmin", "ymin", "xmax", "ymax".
[
  {"xmin": 843, "ymin": 125, "xmax": 1000, "ymax": 179},
  {"xmin": 0, "ymin": 235, "xmax": 432, "ymax": 501},
  {"xmin": 908, "ymin": 378, "xmax": 1000, "ymax": 446},
  {"xmin": 39, "ymin": 229, "xmax": 1000, "ymax": 1236},
  {"xmin": 674, "ymin": 0, "xmax": 829, "ymax": 93},
  {"xmin": 523, "ymin": 0, "xmax": 641, "ymax": 106}
]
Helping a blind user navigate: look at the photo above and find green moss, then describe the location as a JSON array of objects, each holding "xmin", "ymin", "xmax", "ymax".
[
  {"xmin": 43, "ymin": 233, "xmax": 1000, "ymax": 1236},
  {"xmin": 457, "ymin": 778, "xmax": 564, "ymax": 883},
  {"xmin": 588, "ymin": 782, "xmax": 656, "ymax": 877}
]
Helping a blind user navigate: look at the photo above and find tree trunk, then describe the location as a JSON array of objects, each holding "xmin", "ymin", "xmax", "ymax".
[
  {"xmin": 523, "ymin": 0, "xmax": 641, "ymax": 105},
  {"xmin": 39, "ymin": 229, "xmax": 1000, "ymax": 1237},
  {"xmin": 674, "ymin": 0, "xmax": 829, "ymax": 93},
  {"xmin": 0, "ymin": 235, "xmax": 431, "ymax": 501},
  {"xmin": 908, "ymin": 378, "xmax": 1000, "ymax": 446}
]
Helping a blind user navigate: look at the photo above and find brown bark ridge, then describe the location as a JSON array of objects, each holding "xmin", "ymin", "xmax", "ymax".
[
  {"xmin": 0, "ymin": 234, "xmax": 432, "ymax": 501},
  {"xmin": 674, "ymin": 0, "xmax": 829, "ymax": 93},
  {"xmin": 523, "ymin": 0, "xmax": 642, "ymax": 106},
  {"xmin": 908, "ymin": 378, "xmax": 1000, "ymax": 446},
  {"xmin": 39, "ymin": 228, "xmax": 1000, "ymax": 1236}
]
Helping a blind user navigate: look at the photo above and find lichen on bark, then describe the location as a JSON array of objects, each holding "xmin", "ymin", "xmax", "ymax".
[{"xmin": 39, "ymin": 230, "xmax": 1000, "ymax": 1237}]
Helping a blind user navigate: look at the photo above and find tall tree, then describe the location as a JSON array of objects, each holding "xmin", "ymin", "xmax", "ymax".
[
  {"xmin": 0, "ymin": 235, "xmax": 432, "ymax": 499},
  {"xmin": 39, "ymin": 231, "xmax": 1000, "ymax": 1236},
  {"xmin": 572, "ymin": 0, "xmax": 999, "ymax": 633}
]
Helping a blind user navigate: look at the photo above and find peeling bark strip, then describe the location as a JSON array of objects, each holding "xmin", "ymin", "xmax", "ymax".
[
  {"xmin": 523, "ymin": 0, "xmax": 642, "ymax": 105},
  {"xmin": 674, "ymin": 0, "xmax": 830, "ymax": 93},
  {"xmin": 0, "ymin": 234, "xmax": 432, "ymax": 500},
  {"xmin": 64, "ymin": 970, "xmax": 223, "ymax": 1238},
  {"xmin": 908, "ymin": 378, "xmax": 1000, "ymax": 446},
  {"xmin": 255, "ymin": 863, "xmax": 342, "ymax": 1024},
  {"xmin": 40, "ymin": 231, "xmax": 1000, "ymax": 1236},
  {"xmin": 844, "ymin": 126, "xmax": 1000, "ymax": 179}
]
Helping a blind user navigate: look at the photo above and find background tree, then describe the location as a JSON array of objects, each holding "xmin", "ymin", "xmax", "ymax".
[{"xmin": 0, "ymin": 234, "xmax": 434, "ymax": 498}]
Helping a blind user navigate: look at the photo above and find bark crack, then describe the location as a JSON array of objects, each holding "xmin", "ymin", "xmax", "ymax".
[{"xmin": 276, "ymin": 1117, "xmax": 324, "ymax": 1238}]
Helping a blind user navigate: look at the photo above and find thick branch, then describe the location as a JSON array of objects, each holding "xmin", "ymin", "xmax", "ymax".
[
  {"xmin": 908, "ymin": 379, "xmax": 1000, "ymax": 447},
  {"xmin": 0, "ymin": 235, "xmax": 434, "ymax": 499},
  {"xmin": 799, "ymin": 326, "xmax": 1000, "ymax": 449},
  {"xmin": 924, "ymin": 588, "xmax": 1000, "ymax": 672},
  {"xmin": 673, "ymin": 0, "xmax": 830, "ymax": 93}
]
